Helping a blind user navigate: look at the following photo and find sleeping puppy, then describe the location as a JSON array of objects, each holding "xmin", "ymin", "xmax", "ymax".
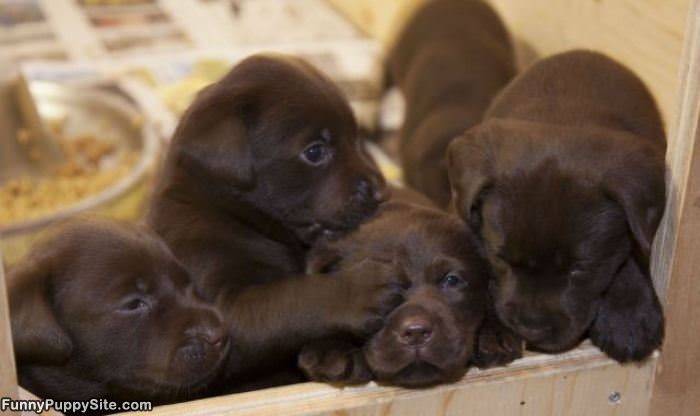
[
  {"xmin": 448, "ymin": 50, "xmax": 666, "ymax": 362},
  {"xmin": 388, "ymin": 0, "xmax": 516, "ymax": 208},
  {"xmin": 298, "ymin": 199, "xmax": 521, "ymax": 388},
  {"xmin": 148, "ymin": 54, "xmax": 402, "ymax": 386},
  {"xmin": 8, "ymin": 220, "xmax": 228, "ymax": 406}
]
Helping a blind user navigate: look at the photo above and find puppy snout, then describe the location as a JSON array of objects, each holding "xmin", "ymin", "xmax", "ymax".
[
  {"xmin": 186, "ymin": 325, "xmax": 227, "ymax": 350},
  {"xmin": 397, "ymin": 315, "xmax": 434, "ymax": 347},
  {"xmin": 356, "ymin": 175, "xmax": 389, "ymax": 205},
  {"xmin": 510, "ymin": 309, "xmax": 552, "ymax": 342}
]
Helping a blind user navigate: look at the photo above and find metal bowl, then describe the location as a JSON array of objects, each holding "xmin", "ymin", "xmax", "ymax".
[{"xmin": 0, "ymin": 81, "xmax": 160, "ymax": 266}]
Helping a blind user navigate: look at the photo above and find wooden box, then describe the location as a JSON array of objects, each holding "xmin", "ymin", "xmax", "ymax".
[{"xmin": 2, "ymin": 0, "xmax": 699, "ymax": 414}]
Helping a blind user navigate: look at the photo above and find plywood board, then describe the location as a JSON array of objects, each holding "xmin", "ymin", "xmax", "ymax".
[
  {"xmin": 129, "ymin": 346, "xmax": 656, "ymax": 416},
  {"xmin": 0, "ymin": 253, "xmax": 18, "ymax": 402},
  {"xmin": 649, "ymin": 2, "xmax": 700, "ymax": 414}
]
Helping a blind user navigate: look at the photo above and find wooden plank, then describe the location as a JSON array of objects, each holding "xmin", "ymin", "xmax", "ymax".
[
  {"xmin": 649, "ymin": 1, "xmax": 700, "ymax": 414},
  {"xmin": 124, "ymin": 346, "xmax": 655, "ymax": 416},
  {"xmin": 0, "ymin": 252, "xmax": 19, "ymax": 409}
]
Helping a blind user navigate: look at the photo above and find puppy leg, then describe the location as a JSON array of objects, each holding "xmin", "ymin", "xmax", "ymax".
[
  {"xmin": 590, "ymin": 256, "xmax": 664, "ymax": 362},
  {"xmin": 472, "ymin": 310, "xmax": 523, "ymax": 368},
  {"xmin": 299, "ymin": 338, "xmax": 373, "ymax": 384}
]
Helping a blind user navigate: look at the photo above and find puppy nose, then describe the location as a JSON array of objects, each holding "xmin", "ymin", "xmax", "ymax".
[
  {"xmin": 397, "ymin": 316, "xmax": 434, "ymax": 346},
  {"xmin": 512, "ymin": 312, "xmax": 551, "ymax": 342},
  {"xmin": 187, "ymin": 325, "xmax": 227, "ymax": 350},
  {"xmin": 356, "ymin": 175, "xmax": 389, "ymax": 204}
]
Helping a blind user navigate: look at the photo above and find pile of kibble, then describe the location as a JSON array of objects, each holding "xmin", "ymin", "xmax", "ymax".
[{"xmin": 0, "ymin": 124, "xmax": 137, "ymax": 226}]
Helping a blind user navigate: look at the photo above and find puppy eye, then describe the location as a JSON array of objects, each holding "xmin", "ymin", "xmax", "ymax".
[
  {"xmin": 301, "ymin": 142, "xmax": 331, "ymax": 166},
  {"xmin": 117, "ymin": 297, "xmax": 151, "ymax": 314},
  {"xmin": 439, "ymin": 272, "xmax": 466, "ymax": 289}
]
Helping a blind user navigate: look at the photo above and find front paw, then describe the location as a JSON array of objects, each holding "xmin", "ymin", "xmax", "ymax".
[
  {"xmin": 473, "ymin": 321, "xmax": 523, "ymax": 368},
  {"xmin": 590, "ymin": 298, "xmax": 664, "ymax": 363},
  {"xmin": 298, "ymin": 340, "xmax": 372, "ymax": 384},
  {"xmin": 337, "ymin": 258, "xmax": 406, "ymax": 335}
]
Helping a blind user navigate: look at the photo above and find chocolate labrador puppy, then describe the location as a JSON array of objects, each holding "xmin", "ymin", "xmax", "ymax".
[
  {"xmin": 388, "ymin": 0, "xmax": 516, "ymax": 208},
  {"xmin": 147, "ymin": 54, "xmax": 402, "ymax": 386},
  {"xmin": 298, "ymin": 199, "xmax": 521, "ymax": 387},
  {"xmin": 8, "ymin": 220, "xmax": 228, "ymax": 405},
  {"xmin": 448, "ymin": 50, "xmax": 666, "ymax": 362}
]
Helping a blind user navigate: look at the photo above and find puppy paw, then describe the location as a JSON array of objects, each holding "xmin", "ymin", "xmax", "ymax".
[
  {"xmin": 298, "ymin": 340, "xmax": 373, "ymax": 384},
  {"xmin": 590, "ymin": 298, "xmax": 664, "ymax": 363},
  {"xmin": 590, "ymin": 257, "xmax": 665, "ymax": 363},
  {"xmin": 472, "ymin": 320, "xmax": 523, "ymax": 368},
  {"xmin": 336, "ymin": 258, "xmax": 407, "ymax": 335}
]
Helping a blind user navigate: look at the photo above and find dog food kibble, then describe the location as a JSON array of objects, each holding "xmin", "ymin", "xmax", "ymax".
[{"xmin": 0, "ymin": 131, "xmax": 137, "ymax": 226}]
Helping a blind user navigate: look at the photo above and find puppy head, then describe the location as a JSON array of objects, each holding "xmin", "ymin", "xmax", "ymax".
[
  {"xmin": 169, "ymin": 53, "xmax": 387, "ymax": 242},
  {"xmin": 309, "ymin": 202, "xmax": 490, "ymax": 386},
  {"xmin": 8, "ymin": 221, "xmax": 228, "ymax": 399},
  {"xmin": 447, "ymin": 120, "xmax": 665, "ymax": 358}
]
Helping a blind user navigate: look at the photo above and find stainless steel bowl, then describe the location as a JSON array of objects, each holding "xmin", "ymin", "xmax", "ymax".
[{"xmin": 0, "ymin": 80, "xmax": 160, "ymax": 266}]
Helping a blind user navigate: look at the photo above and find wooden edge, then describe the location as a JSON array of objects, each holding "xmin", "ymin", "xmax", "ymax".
[
  {"xmin": 649, "ymin": 1, "xmax": 700, "ymax": 414},
  {"xmin": 0, "ymin": 250, "xmax": 19, "ymax": 403},
  {"xmin": 123, "ymin": 345, "xmax": 656, "ymax": 416},
  {"xmin": 650, "ymin": 0, "xmax": 700, "ymax": 300}
]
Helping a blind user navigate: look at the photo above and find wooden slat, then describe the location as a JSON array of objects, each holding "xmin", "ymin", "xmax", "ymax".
[
  {"xmin": 0, "ymin": 252, "xmax": 19, "ymax": 406},
  {"xmin": 125, "ymin": 346, "xmax": 655, "ymax": 416},
  {"xmin": 650, "ymin": 1, "xmax": 700, "ymax": 414}
]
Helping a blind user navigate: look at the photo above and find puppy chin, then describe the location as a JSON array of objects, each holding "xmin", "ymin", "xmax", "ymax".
[
  {"xmin": 295, "ymin": 204, "xmax": 381, "ymax": 244},
  {"xmin": 383, "ymin": 362, "xmax": 451, "ymax": 388},
  {"xmin": 167, "ymin": 339, "xmax": 230, "ymax": 388},
  {"xmin": 522, "ymin": 331, "xmax": 586, "ymax": 354},
  {"xmin": 366, "ymin": 344, "xmax": 469, "ymax": 388}
]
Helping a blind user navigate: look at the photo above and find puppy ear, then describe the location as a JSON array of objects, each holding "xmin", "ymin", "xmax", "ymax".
[
  {"xmin": 447, "ymin": 130, "xmax": 492, "ymax": 231},
  {"xmin": 172, "ymin": 83, "xmax": 255, "ymax": 190},
  {"xmin": 602, "ymin": 146, "xmax": 665, "ymax": 260},
  {"xmin": 590, "ymin": 256, "xmax": 664, "ymax": 362},
  {"xmin": 8, "ymin": 250, "xmax": 73, "ymax": 365}
]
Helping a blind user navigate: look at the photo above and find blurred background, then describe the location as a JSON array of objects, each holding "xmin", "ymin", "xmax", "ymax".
[{"xmin": 0, "ymin": 0, "xmax": 404, "ymax": 266}]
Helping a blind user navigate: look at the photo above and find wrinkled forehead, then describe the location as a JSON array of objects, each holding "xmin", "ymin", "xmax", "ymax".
[
  {"xmin": 247, "ymin": 61, "xmax": 355, "ymax": 128},
  {"xmin": 337, "ymin": 209, "xmax": 482, "ymax": 275},
  {"xmin": 487, "ymin": 171, "xmax": 624, "ymax": 261},
  {"xmin": 59, "ymin": 236, "xmax": 187, "ymax": 300}
]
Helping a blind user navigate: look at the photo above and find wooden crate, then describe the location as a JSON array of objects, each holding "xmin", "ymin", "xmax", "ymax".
[{"xmin": 2, "ymin": 0, "xmax": 700, "ymax": 414}]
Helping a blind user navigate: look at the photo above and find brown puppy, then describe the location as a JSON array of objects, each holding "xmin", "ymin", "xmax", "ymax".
[
  {"xmin": 8, "ymin": 220, "xmax": 228, "ymax": 405},
  {"xmin": 388, "ymin": 0, "xmax": 516, "ymax": 208},
  {"xmin": 147, "ymin": 54, "xmax": 402, "ymax": 386},
  {"xmin": 448, "ymin": 50, "xmax": 666, "ymax": 362},
  {"xmin": 298, "ymin": 200, "xmax": 520, "ymax": 388}
]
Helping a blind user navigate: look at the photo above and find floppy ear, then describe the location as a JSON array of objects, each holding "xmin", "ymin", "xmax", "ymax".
[
  {"xmin": 589, "ymin": 256, "xmax": 664, "ymax": 362},
  {"xmin": 446, "ymin": 130, "xmax": 492, "ymax": 231},
  {"xmin": 602, "ymin": 146, "xmax": 665, "ymax": 261},
  {"xmin": 172, "ymin": 82, "xmax": 255, "ymax": 190},
  {"xmin": 7, "ymin": 250, "xmax": 73, "ymax": 365}
]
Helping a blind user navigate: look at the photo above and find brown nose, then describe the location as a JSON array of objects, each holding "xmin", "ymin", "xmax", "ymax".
[
  {"xmin": 186, "ymin": 325, "xmax": 227, "ymax": 350},
  {"xmin": 356, "ymin": 174, "xmax": 389, "ymax": 204},
  {"xmin": 397, "ymin": 316, "xmax": 434, "ymax": 346}
]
